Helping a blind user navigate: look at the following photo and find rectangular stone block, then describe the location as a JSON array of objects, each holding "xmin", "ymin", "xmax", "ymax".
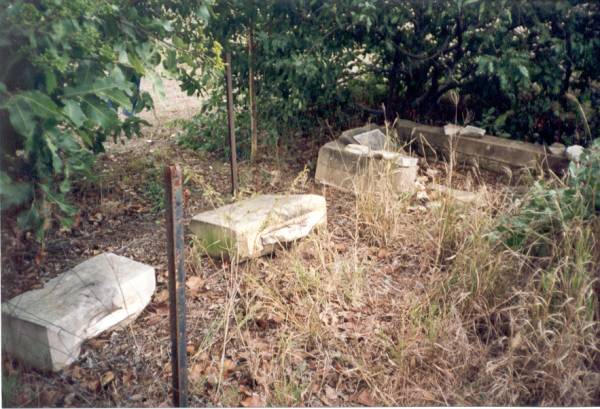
[
  {"xmin": 315, "ymin": 140, "xmax": 418, "ymax": 194},
  {"xmin": 1, "ymin": 253, "xmax": 155, "ymax": 371},
  {"xmin": 396, "ymin": 119, "xmax": 569, "ymax": 173},
  {"xmin": 190, "ymin": 194, "xmax": 327, "ymax": 259}
]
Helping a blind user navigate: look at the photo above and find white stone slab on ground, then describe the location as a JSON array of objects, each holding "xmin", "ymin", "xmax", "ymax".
[
  {"xmin": 190, "ymin": 194, "xmax": 327, "ymax": 259},
  {"xmin": 315, "ymin": 141, "xmax": 418, "ymax": 194},
  {"xmin": 1, "ymin": 253, "xmax": 155, "ymax": 371}
]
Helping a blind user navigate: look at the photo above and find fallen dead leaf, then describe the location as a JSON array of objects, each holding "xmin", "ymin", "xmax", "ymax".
[
  {"xmin": 238, "ymin": 384, "xmax": 253, "ymax": 396},
  {"xmin": 100, "ymin": 371, "xmax": 115, "ymax": 387},
  {"xmin": 122, "ymin": 369, "xmax": 134, "ymax": 384},
  {"xmin": 334, "ymin": 243, "xmax": 347, "ymax": 253},
  {"xmin": 154, "ymin": 289, "xmax": 169, "ymax": 304},
  {"xmin": 324, "ymin": 384, "xmax": 338, "ymax": 401},
  {"xmin": 377, "ymin": 248, "xmax": 389, "ymax": 259},
  {"xmin": 64, "ymin": 392, "xmax": 76, "ymax": 406},
  {"xmin": 145, "ymin": 313, "xmax": 163, "ymax": 326},
  {"xmin": 87, "ymin": 338, "xmax": 107, "ymax": 349},
  {"xmin": 156, "ymin": 305, "xmax": 169, "ymax": 315},
  {"xmin": 186, "ymin": 276, "xmax": 205, "ymax": 295},
  {"xmin": 40, "ymin": 389, "xmax": 59, "ymax": 405},
  {"xmin": 86, "ymin": 379, "xmax": 100, "ymax": 392},
  {"xmin": 189, "ymin": 363, "xmax": 204, "ymax": 383},
  {"xmin": 354, "ymin": 389, "xmax": 375, "ymax": 406},
  {"xmin": 70, "ymin": 365, "xmax": 82, "ymax": 380},
  {"xmin": 222, "ymin": 358, "xmax": 236, "ymax": 377},
  {"xmin": 130, "ymin": 394, "xmax": 143, "ymax": 402},
  {"xmin": 241, "ymin": 394, "xmax": 266, "ymax": 407},
  {"xmin": 206, "ymin": 373, "xmax": 218, "ymax": 386},
  {"xmin": 301, "ymin": 250, "xmax": 316, "ymax": 260}
]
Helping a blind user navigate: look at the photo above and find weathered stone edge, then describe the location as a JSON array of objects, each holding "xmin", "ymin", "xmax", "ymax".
[{"xmin": 394, "ymin": 119, "xmax": 569, "ymax": 173}]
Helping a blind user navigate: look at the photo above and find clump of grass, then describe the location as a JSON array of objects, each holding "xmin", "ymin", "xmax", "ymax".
[
  {"xmin": 414, "ymin": 142, "xmax": 600, "ymax": 404},
  {"xmin": 353, "ymin": 132, "xmax": 414, "ymax": 247}
]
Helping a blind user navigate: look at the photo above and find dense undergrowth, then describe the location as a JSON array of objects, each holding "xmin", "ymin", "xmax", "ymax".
[{"xmin": 421, "ymin": 140, "xmax": 600, "ymax": 404}]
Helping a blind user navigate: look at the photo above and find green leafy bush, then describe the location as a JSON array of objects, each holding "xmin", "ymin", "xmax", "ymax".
[
  {"xmin": 0, "ymin": 0, "xmax": 216, "ymax": 241},
  {"xmin": 199, "ymin": 0, "xmax": 599, "ymax": 150},
  {"xmin": 496, "ymin": 139, "xmax": 599, "ymax": 250},
  {"xmin": 177, "ymin": 80, "xmax": 254, "ymax": 160}
]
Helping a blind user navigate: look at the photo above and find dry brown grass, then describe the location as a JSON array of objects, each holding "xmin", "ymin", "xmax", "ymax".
[{"xmin": 186, "ymin": 140, "xmax": 599, "ymax": 406}]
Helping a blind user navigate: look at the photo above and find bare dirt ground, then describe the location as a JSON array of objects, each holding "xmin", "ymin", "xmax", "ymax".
[{"xmin": 1, "ymin": 76, "xmax": 510, "ymax": 407}]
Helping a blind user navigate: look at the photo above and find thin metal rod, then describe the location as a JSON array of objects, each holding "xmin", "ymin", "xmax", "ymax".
[
  {"xmin": 248, "ymin": 27, "xmax": 258, "ymax": 162},
  {"xmin": 225, "ymin": 51, "xmax": 239, "ymax": 196},
  {"xmin": 164, "ymin": 165, "xmax": 188, "ymax": 407}
]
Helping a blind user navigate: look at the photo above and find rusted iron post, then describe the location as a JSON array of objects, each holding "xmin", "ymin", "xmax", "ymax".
[
  {"xmin": 164, "ymin": 165, "xmax": 188, "ymax": 407},
  {"xmin": 248, "ymin": 27, "xmax": 258, "ymax": 162},
  {"xmin": 225, "ymin": 51, "xmax": 239, "ymax": 196}
]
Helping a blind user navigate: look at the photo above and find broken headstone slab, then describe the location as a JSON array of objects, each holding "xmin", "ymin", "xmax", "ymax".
[
  {"xmin": 459, "ymin": 125, "xmax": 486, "ymax": 139},
  {"xmin": 548, "ymin": 142, "xmax": 566, "ymax": 156},
  {"xmin": 394, "ymin": 155, "xmax": 419, "ymax": 167},
  {"xmin": 345, "ymin": 144, "xmax": 371, "ymax": 156},
  {"xmin": 353, "ymin": 129, "xmax": 387, "ymax": 150},
  {"xmin": 566, "ymin": 145, "xmax": 584, "ymax": 162},
  {"xmin": 339, "ymin": 124, "xmax": 380, "ymax": 145},
  {"xmin": 319, "ymin": 140, "xmax": 418, "ymax": 193},
  {"xmin": 398, "ymin": 118, "xmax": 570, "ymax": 173},
  {"xmin": 443, "ymin": 124, "xmax": 462, "ymax": 136},
  {"xmin": 190, "ymin": 194, "xmax": 327, "ymax": 260},
  {"xmin": 316, "ymin": 140, "xmax": 417, "ymax": 194},
  {"xmin": 443, "ymin": 124, "xmax": 485, "ymax": 139},
  {"xmin": 345, "ymin": 144, "xmax": 418, "ymax": 166},
  {"xmin": 317, "ymin": 125, "xmax": 417, "ymax": 193},
  {"xmin": 1, "ymin": 253, "xmax": 155, "ymax": 371},
  {"xmin": 372, "ymin": 150, "xmax": 398, "ymax": 161}
]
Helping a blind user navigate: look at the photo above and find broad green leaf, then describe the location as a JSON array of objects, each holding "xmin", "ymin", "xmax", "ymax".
[
  {"xmin": 127, "ymin": 52, "xmax": 146, "ymax": 74},
  {"xmin": 44, "ymin": 187, "xmax": 76, "ymax": 215},
  {"xmin": 11, "ymin": 91, "xmax": 62, "ymax": 120},
  {"xmin": 147, "ymin": 71, "xmax": 165, "ymax": 99},
  {"xmin": 517, "ymin": 65, "xmax": 529, "ymax": 80},
  {"xmin": 63, "ymin": 99, "xmax": 87, "ymax": 127},
  {"xmin": 79, "ymin": 130, "xmax": 94, "ymax": 147},
  {"xmin": 164, "ymin": 49, "xmax": 177, "ymax": 70},
  {"xmin": 63, "ymin": 77, "xmax": 130, "ymax": 99},
  {"xmin": 494, "ymin": 110, "xmax": 513, "ymax": 127},
  {"xmin": 82, "ymin": 96, "xmax": 119, "ymax": 129},
  {"xmin": 45, "ymin": 70, "xmax": 57, "ymax": 94},
  {"xmin": 26, "ymin": 91, "xmax": 62, "ymax": 118},
  {"xmin": 44, "ymin": 133, "xmax": 63, "ymax": 173},
  {"xmin": 6, "ymin": 96, "xmax": 35, "ymax": 138},
  {"xmin": 462, "ymin": 0, "xmax": 479, "ymax": 7},
  {"xmin": 0, "ymin": 172, "xmax": 33, "ymax": 210},
  {"xmin": 101, "ymin": 88, "xmax": 131, "ymax": 107},
  {"xmin": 109, "ymin": 65, "xmax": 127, "ymax": 85},
  {"xmin": 196, "ymin": 4, "xmax": 210, "ymax": 21}
]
